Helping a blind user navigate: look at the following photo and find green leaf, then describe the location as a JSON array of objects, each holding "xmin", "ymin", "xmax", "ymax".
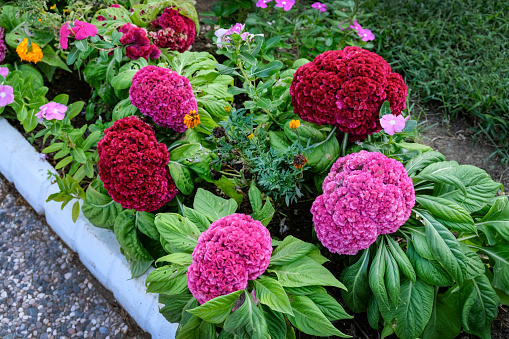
[
  {"xmin": 256, "ymin": 199, "xmax": 275, "ymax": 227},
  {"xmin": 407, "ymin": 241, "xmax": 454, "ymax": 287},
  {"xmin": 214, "ymin": 176, "xmax": 244, "ymax": 205},
  {"xmin": 223, "ymin": 290, "xmax": 269, "ymax": 339},
  {"xmin": 286, "ymin": 295, "xmax": 349, "ymax": 338},
  {"xmin": 251, "ymin": 60, "xmax": 283, "ymax": 78},
  {"xmin": 307, "ymin": 292, "xmax": 352, "ymax": 321},
  {"xmin": 168, "ymin": 163, "xmax": 194, "ymax": 195},
  {"xmin": 188, "ymin": 290, "xmax": 243, "ymax": 324},
  {"xmin": 114, "ymin": 210, "xmax": 153, "ymax": 261},
  {"xmin": 176, "ymin": 315, "xmax": 216, "ymax": 339},
  {"xmin": 0, "ymin": 5, "xmax": 24, "ymax": 31},
  {"xmin": 249, "ymin": 182, "xmax": 263, "ymax": 214},
  {"xmin": 341, "ymin": 249, "xmax": 371, "ymax": 313},
  {"xmin": 156, "ymin": 252, "xmax": 193, "ymax": 266},
  {"xmin": 385, "ymin": 248, "xmax": 401, "ymax": 308},
  {"xmin": 269, "ymin": 236, "xmax": 315, "ymax": 266},
  {"xmin": 292, "ymin": 58, "xmax": 310, "ymax": 68},
  {"xmin": 155, "ymin": 213, "xmax": 201, "ymax": 253},
  {"xmin": 182, "ymin": 206, "xmax": 210, "ymax": 232},
  {"xmin": 269, "ymin": 256, "xmax": 346, "ymax": 289},
  {"xmin": 66, "ymin": 101, "xmax": 85, "ymax": 120},
  {"xmin": 459, "ymin": 275, "xmax": 499, "ymax": 339},
  {"xmin": 476, "ymin": 196, "xmax": 509, "ymax": 244},
  {"xmin": 253, "ymin": 276, "xmax": 293, "ymax": 315},
  {"xmin": 421, "ymin": 289, "xmax": 461, "ymax": 339},
  {"xmin": 41, "ymin": 45, "xmax": 71, "ymax": 72},
  {"xmin": 159, "ymin": 294, "xmax": 194, "ymax": 323},
  {"xmin": 367, "ymin": 296, "xmax": 380, "ymax": 329},
  {"xmin": 70, "ymin": 148, "xmax": 87, "ymax": 164},
  {"xmin": 415, "ymin": 173, "xmax": 467, "ymax": 198},
  {"xmin": 81, "ymin": 180, "xmax": 123, "ymax": 230},
  {"xmin": 130, "ymin": 259, "xmax": 153, "ymax": 278},
  {"xmin": 136, "ymin": 211, "xmax": 159, "ymax": 240},
  {"xmin": 415, "ymin": 195, "xmax": 475, "ymax": 232},
  {"xmin": 145, "ymin": 265, "xmax": 188, "ymax": 294},
  {"xmin": 239, "ymin": 52, "xmax": 258, "ymax": 67},
  {"xmin": 193, "ymin": 188, "xmax": 238, "ymax": 221},
  {"xmin": 71, "ymin": 201, "xmax": 80, "ymax": 223},
  {"xmin": 405, "ymin": 151, "xmax": 446, "ymax": 175},
  {"xmin": 81, "ymin": 131, "xmax": 102, "ymax": 151},
  {"xmin": 369, "ymin": 243, "xmax": 391, "ymax": 314},
  {"xmin": 386, "ymin": 236, "xmax": 416, "ymax": 282},
  {"xmin": 55, "ymin": 156, "xmax": 73, "ymax": 170},
  {"xmin": 43, "ymin": 142, "xmax": 64, "ymax": 153},
  {"xmin": 111, "ymin": 69, "xmax": 137, "ymax": 90},
  {"xmin": 379, "ymin": 101, "xmax": 391, "ymax": 118},
  {"xmin": 261, "ymin": 304, "xmax": 287, "ymax": 339},
  {"xmin": 475, "ymin": 242, "xmax": 509, "ymax": 295},
  {"xmin": 393, "ymin": 278, "xmax": 434, "ymax": 339}
]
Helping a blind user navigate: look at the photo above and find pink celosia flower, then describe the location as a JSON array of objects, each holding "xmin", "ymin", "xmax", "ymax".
[
  {"xmin": 380, "ymin": 113, "xmax": 408, "ymax": 135},
  {"xmin": 311, "ymin": 2, "xmax": 327, "ymax": 12},
  {"xmin": 275, "ymin": 0, "xmax": 295, "ymax": 11},
  {"xmin": 311, "ymin": 151, "xmax": 415, "ymax": 255},
  {"xmin": 0, "ymin": 67, "xmax": 8, "ymax": 78},
  {"xmin": 187, "ymin": 214, "xmax": 272, "ymax": 304},
  {"xmin": 38, "ymin": 102, "xmax": 67, "ymax": 120},
  {"xmin": 129, "ymin": 65, "xmax": 198, "ymax": 132},
  {"xmin": 0, "ymin": 27, "xmax": 6, "ymax": 63},
  {"xmin": 119, "ymin": 23, "xmax": 160, "ymax": 60},
  {"xmin": 0, "ymin": 85, "xmax": 14, "ymax": 107},
  {"xmin": 149, "ymin": 8, "xmax": 196, "ymax": 53},
  {"xmin": 256, "ymin": 0, "xmax": 273, "ymax": 8}
]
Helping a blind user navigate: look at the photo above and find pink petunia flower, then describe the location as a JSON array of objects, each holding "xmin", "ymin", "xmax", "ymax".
[
  {"xmin": 357, "ymin": 28, "xmax": 375, "ymax": 41},
  {"xmin": 0, "ymin": 67, "xmax": 8, "ymax": 78},
  {"xmin": 0, "ymin": 85, "xmax": 14, "ymax": 107},
  {"xmin": 256, "ymin": 0, "xmax": 273, "ymax": 8},
  {"xmin": 59, "ymin": 22, "xmax": 72, "ymax": 49},
  {"xmin": 38, "ymin": 102, "xmax": 68, "ymax": 121},
  {"xmin": 380, "ymin": 113, "xmax": 408, "ymax": 135},
  {"xmin": 275, "ymin": 0, "xmax": 295, "ymax": 11},
  {"xmin": 311, "ymin": 2, "xmax": 327, "ymax": 12},
  {"xmin": 72, "ymin": 20, "xmax": 98, "ymax": 40}
]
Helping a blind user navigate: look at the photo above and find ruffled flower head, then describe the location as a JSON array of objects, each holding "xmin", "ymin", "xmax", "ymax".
[
  {"xmin": 187, "ymin": 213, "xmax": 273, "ymax": 304},
  {"xmin": 311, "ymin": 151, "xmax": 415, "ymax": 255},
  {"xmin": 97, "ymin": 116, "xmax": 178, "ymax": 212},
  {"xmin": 129, "ymin": 65, "xmax": 198, "ymax": 132},
  {"xmin": 149, "ymin": 7, "xmax": 196, "ymax": 53},
  {"xmin": 290, "ymin": 47, "xmax": 408, "ymax": 139},
  {"xmin": 16, "ymin": 39, "xmax": 43, "ymax": 63},
  {"xmin": 0, "ymin": 27, "xmax": 6, "ymax": 63},
  {"xmin": 119, "ymin": 23, "xmax": 160, "ymax": 60}
]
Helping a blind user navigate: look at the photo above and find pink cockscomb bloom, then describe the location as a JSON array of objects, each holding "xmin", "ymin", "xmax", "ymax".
[
  {"xmin": 311, "ymin": 2, "xmax": 327, "ymax": 12},
  {"xmin": 256, "ymin": 0, "xmax": 273, "ymax": 8},
  {"xmin": 97, "ymin": 116, "xmax": 178, "ymax": 212},
  {"xmin": 187, "ymin": 213, "xmax": 273, "ymax": 304},
  {"xmin": 0, "ymin": 85, "xmax": 14, "ymax": 107},
  {"xmin": 0, "ymin": 27, "xmax": 6, "ymax": 63},
  {"xmin": 149, "ymin": 8, "xmax": 196, "ymax": 53},
  {"xmin": 380, "ymin": 113, "xmax": 408, "ymax": 135},
  {"xmin": 290, "ymin": 47, "xmax": 408, "ymax": 139},
  {"xmin": 129, "ymin": 65, "xmax": 198, "ymax": 132},
  {"xmin": 0, "ymin": 67, "xmax": 8, "ymax": 78},
  {"xmin": 311, "ymin": 151, "xmax": 415, "ymax": 255},
  {"xmin": 38, "ymin": 102, "xmax": 68, "ymax": 120},
  {"xmin": 275, "ymin": 0, "xmax": 295, "ymax": 11}
]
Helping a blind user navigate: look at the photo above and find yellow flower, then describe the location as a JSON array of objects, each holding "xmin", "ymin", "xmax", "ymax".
[
  {"xmin": 224, "ymin": 106, "xmax": 231, "ymax": 112},
  {"xmin": 184, "ymin": 110, "xmax": 200, "ymax": 129},
  {"xmin": 248, "ymin": 133, "xmax": 254, "ymax": 139},
  {"xmin": 50, "ymin": 4, "xmax": 57, "ymax": 10},
  {"xmin": 16, "ymin": 39, "xmax": 43, "ymax": 64},
  {"xmin": 38, "ymin": 18, "xmax": 42, "ymax": 22},
  {"xmin": 289, "ymin": 119, "xmax": 301, "ymax": 129},
  {"xmin": 63, "ymin": 9, "xmax": 70, "ymax": 13}
]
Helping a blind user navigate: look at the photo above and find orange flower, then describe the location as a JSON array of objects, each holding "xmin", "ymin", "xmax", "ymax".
[
  {"xmin": 289, "ymin": 119, "xmax": 301, "ymax": 129},
  {"xmin": 292, "ymin": 154, "xmax": 308, "ymax": 169},
  {"xmin": 16, "ymin": 39, "xmax": 43, "ymax": 64},
  {"xmin": 50, "ymin": 4, "xmax": 57, "ymax": 10},
  {"xmin": 248, "ymin": 133, "xmax": 254, "ymax": 139},
  {"xmin": 184, "ymin": 110, "xmax": 200, "ymax": 129},
  {"xmin": 224, "ymin": 106, "xmax": 231, "ymax": 112}
]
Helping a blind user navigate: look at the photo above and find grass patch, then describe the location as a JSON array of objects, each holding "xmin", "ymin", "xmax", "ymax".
[{"xmin": 363, "ymin": 0, "xmax": 509, "ymax": 162}]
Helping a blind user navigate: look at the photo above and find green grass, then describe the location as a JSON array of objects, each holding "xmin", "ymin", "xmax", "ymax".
[{"xmin": 363, "ymin": 0, "xmax": 509, "ymax": 162}]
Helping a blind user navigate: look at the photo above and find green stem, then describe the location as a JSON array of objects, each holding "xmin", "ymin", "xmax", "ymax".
[
  {"xmin": 220, "ymin": 170, "xmax": 242, "ymax": 178},
  {"xmin": 311, "ymin": 126, "xmax": 337, "ymax": 149},
  {"xmin": 341, "ymin": 132, "xmax": 349, "ymax": 157}
]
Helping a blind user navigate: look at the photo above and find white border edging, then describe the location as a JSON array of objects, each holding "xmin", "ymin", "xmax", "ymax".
[{"xmin": 0, "ymin": 117, "xmax": 177, "ymax": 339}]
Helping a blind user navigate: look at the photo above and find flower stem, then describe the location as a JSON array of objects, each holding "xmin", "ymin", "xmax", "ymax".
[{"xmin": 341, "ymin": 132, "xmax": 349, "ymax": 157}]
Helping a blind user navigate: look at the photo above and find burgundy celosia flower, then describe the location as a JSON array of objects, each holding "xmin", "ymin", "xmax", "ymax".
[
  {"xmin": 119, "ymin": 23, "xmax": 160, "ymax": 60},
  {"xmin": 311, "ymin": 151, "xmax": 415, "ymax": 255},
  {"xmin": 187, "ymin": 214, "xmax": 273, "ymax": 304},
  {"xmin": 0, "ymin": 27, "xmax": 6, "ymax": 62},
  {"xmin": 97, "ymin": 116, "xmax": 178, "ymax": 212},
  {"xmin": 290, "ymin": 47, "xmax": 408, "ymax": 139},
  {"xmin": 149, "ymin": 8, "xmax": 195, "ymax": 53},
  {"xmin": 129, "ymin": 65, "xmax": 198, "ymax": 132}
]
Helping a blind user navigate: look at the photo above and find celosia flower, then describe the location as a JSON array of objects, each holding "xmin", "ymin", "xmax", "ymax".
[
  {"xmin": 119, "ymin": 23, "xmax": 160, "ymax": 60},
  {"xmin": 129, "ymin": 65, "xmax": 198, "ymax": 132},
  {"xmin": 0, "ymin": 85, "xmax": 14, "ymax": 107},
  {"xmin": 290, "ymin": 47, "xmax": 408, "ymax": 139},
  {"xmin": 60, "ymin": 20, "xmax": 97, "ymax": 49},
  {"xmin": 0, "ymin": 27, "xmax": 6, "ymax": 63},
  {"xmin": 97, "ymin": 116, "xmax": 178, "ymax": 211},
  {"xmin": 183, "ymin": 109, "xmax": 200, "ymax": 129},
  {"xmin": 187, "ymin": 213, "xmax": 272, "ymax": 304},
  {"xmin": 16, "ymin": 39, "xmax": 43, "ymax": 63},
  {"xmin": 0, "ymin": 67, "xmax": 8, "ymax": 78},
  {"xmin": 292, "ymin": 154, "xmax": 308, "ymax": 169},
  {"xmin": 311, "ymin": 151, "xmax": 415, "ymax": 255},
  {"xmin": 275, "ymin": 0, "xmax": 295, "ymax": 11},
  {"xmin": 256, "ymin": 0, "xmax": 273, "ymax": 8},
  {"xmin": 311, "ymin": 2, "xmax": 327, "ymax": 12},
  {"xmin": 380, "ymin": 113, "xmax": 408, "ymax": 135},
  {"xmin": 149, "ymin": 8, "xmax": 196, "ymax": 53},
  {"xmin": 38, "ymin": 102, "xmax": 67, "ymax": 121},
  {"xmin": 289, "ymin": 119, "xmax": 300, "ymax": 129}
]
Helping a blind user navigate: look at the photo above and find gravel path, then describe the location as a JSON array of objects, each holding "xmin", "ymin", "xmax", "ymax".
[{"xmin": 0, "ymin": 174, "xmax": 150, "ymax": 339}]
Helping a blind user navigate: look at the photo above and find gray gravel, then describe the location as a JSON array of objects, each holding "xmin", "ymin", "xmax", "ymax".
[{"xmin": 0, "ymin": 174, "xmax": 150, "ymax": 339}]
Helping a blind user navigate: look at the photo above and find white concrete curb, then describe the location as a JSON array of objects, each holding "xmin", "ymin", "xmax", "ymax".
[{"xmin": 0, "ymin": 117, "xmax": 177, "ymax": 339}]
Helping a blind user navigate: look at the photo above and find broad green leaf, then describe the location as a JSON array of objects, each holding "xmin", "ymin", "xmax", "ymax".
[
  {"xmin": 155, "ymin": 252, "xmax": 193, "ymax": 266},
  {"xmin": 71, "ymin": 201, "xmax": 80, "ymax": 223},
  {"xmin": 168, "ymin": 163, "xmax": 194, "ymax": 195},
  {"xmin": 407, "ymin": 242, "xmax": 454, "ymax": 287},
  {"xmin": 214, "ymin": 176, "xmax": 244, "ymax": 205},
  {"xmin": 155, "ymin": 213, "xmax": 201, "ymax": 253},
  {"xmin": 223, "ymin": 290, "xmax": 269, "ymax": 339},
  {"xmin": 405, "ymin": 151, "xmax": 446, "ymax": 175},
  {"xmin": 188, "ymin": 290, "xmax": 243, "ymax": 324},
  {"xmin": 111, "ymin": 70, "xmax": 137, "ymax": 90},
  {"xmin": 393, "ymin": 278, "xmax": 434, "ymax": 339},
  {"xmin": 369, "ymin": 243, "xmax": 391, "ymax": 313},
  {"xmin": 261, "ymin": 304, "xmax": 287, "ymax": 339},
  {"xmin": 269, "ymin": 256, "xmax": 346, "ymax": 289},
  {"xmin": 385, "ymin": 248, "xmax": 400, "ymax": 308},
  {"xmin": 307, "ymin": 292, "xmax": 352, "ymax": 321},
  {"xmin": 251, "ymin": 60, "xmax": 283, "ymax": 78},
  {"xmin": 269, "ymin": 236, "xmax": 315, "ymax": 266},
  {"xmin": 130, "ymin": 259, "xmax": 153, "ymax": 278},
  {"xmin": 182, "ymin": 205, "xmax": 210, "ymax": 232},
  {"xmin": 341, "ymin": 249, "xmax": 371, "ymax": 313},
  {"xmin": 459, "ymin": 275, "xmax": 499, "ymax": 339},
  {"xmin": 81, "ymin": 181, "xmax": 123, "ymax": 229},
  {"xmin": 292, "ymin": 58, "xmax": 310, "ymax": 68},
  {"xmin": 135, "ymin": 211, "xmax": 159, "ymax": 240},
  {"xmin": 159, "ymin": 294, "xmax": 194, "ymax": 323},
  {"xmin": 415, "ymin": 195, "xmax": 475, "ymax": 232},
  {"xmin": 476, "ymin": 196, "xmax": 509, "ymax": 244},
  {"xmin": 176, "ymin": 315, "xmax": 216, "ymax": 339},
  {"xmin": 256, "ymin": 198, "xmax": 275, "ymax": 227},
  {"xmin": 415, "ymin": 173, "xmax": 467, "ymax": 198},
  {"xmin": 367, "ymin": 296, "xmax": 380, "ymax": 330},
  {"xmin": 474, "ymin": 242, "xmax": 509, "ymax": 295},
  {"xmin": 114, "ymin": 210, "xmax": 152, "ymax": 261},
  {"xmin": 286, "ymin": 295, "xmax": 349, "ymax": 338},
  {"xmin": 386, "ymin": 236, "xmax": 416, "ymax": 282},
  {"xmin": 421, "ymin": 288, "xmax": 461, "ymax": 339},
  {"xmin": 379, "ymin": 101, "xmax": 391, "ymax": 118},
  {"xmin": 249, "ymin": 182, "xmax": 263, "ymax": 214},
  {"xmin": 193, "ymin": 188, "xmax": 238, "ymax": 221},
  {"xmin": 146, "ymin": 265, "xmax": 188, "ymax": 294},
  {"xmin": 253, "ymin": 276, "xmax": 293, "ymax": 315},
  {"xmin": 41, "ymin": 45, "xmax": 71, "ymax": 72}
]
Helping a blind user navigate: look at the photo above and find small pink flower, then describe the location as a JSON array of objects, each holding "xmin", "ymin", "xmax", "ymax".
[
  {"xmin": 275, "ymin": 0, "xmax": 295, "ymax": 11},
  {"xmin": 240, "ymin": 32, "xmax": 250, "ymax": 41},
  {"xmin": 110, "ymin": 4, "xmax": 120, "ymax": 7},
  {"xmin": 380, "ymin": 114, "xmax": 407, "ymax": 135},
  {"xmin": 256, "ymin": 0, "xmax": 273, "ymax": 8},
  {"xmin": 229, "ymin": 23, "xmax": 245, "ymax": 34},
  {"xmin": 72, "ymin": 20, "xmax": 97, "ymax": 40},
  {"xmin": 214, "ymin": 28, "xmax": 231, "ymax": 48},
  {"xmin": 311, "ymin": 2, "xmax": 327, "ymax": 12},
  {"xmin": 0, "ymin": 85, "xmax": 14, "ymax": 107},
  {"xmin": 0, "ymin": 67, "xmax": 8, "ymax": 78},
  {"xmin": 357, "ymin": 28, "xmax": 375, "ymax": 41},
  {"xmin": 59, "ymin": 22, "xmax": 72, "ymax": 49},
  {"xmin": 39, "ymin": 102, "xmax": 68, "ymax": 121}
]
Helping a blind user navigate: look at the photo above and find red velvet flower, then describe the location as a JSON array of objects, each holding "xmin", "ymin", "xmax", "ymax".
[
  {"xmin": 119, "ymin": 23, "xmax": 160, "ymax": 60},
  {"xmin": 290, "ymin": 47, "xmax": 408, "ymax": 139},
  {"xmin": 149, "ymin": 8, "xmax": 195, "ymax": 53},
  {"xmin": 97, "ymin": 116, "xmax": 178, "ymax": 212}
]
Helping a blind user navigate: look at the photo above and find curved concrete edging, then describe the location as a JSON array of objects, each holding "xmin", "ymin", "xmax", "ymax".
[{"xmin": 0, "ymin": 117, "xmax": 177, "ymax": 339}]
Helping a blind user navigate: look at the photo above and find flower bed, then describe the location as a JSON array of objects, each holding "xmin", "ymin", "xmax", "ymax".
[{"xmin": 1, "ymin": 1, "xmax": 508, "ymax": 338}]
